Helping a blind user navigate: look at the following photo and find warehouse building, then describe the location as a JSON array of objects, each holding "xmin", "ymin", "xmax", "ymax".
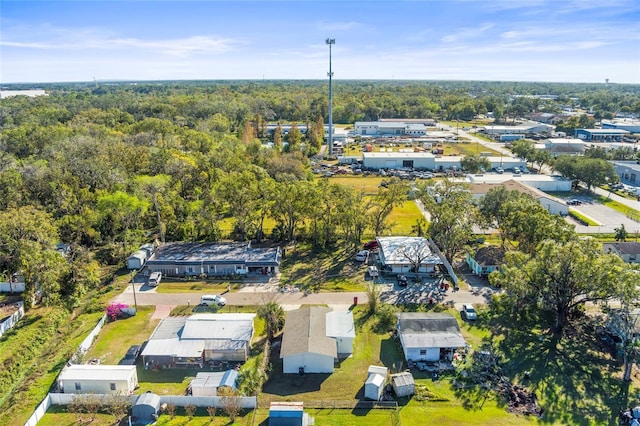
[{"xmin": 575, "ymin": 128, "xmax": 629, "ymax": 142}]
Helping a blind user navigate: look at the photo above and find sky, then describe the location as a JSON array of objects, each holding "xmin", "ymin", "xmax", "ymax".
[{"xmin": 1, "ymin": 0, "xmax": 639, "ymax": 84}]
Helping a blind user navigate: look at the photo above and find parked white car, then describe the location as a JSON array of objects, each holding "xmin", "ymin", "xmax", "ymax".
[
  {"xmin": 367, "ymin": 265, "xmax": 379, "ymax": 278},
  {"xmin": 200, "ymin": 294, "xmax": 226, "ymax": 306},
  {"xmin": 355, "ymin": 250, "xmax": 369, "ymax": 262}
]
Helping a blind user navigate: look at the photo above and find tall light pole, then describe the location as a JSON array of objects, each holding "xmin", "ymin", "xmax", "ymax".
[{"xmin": 326, "ymin": 38, "xmax": 335, "ymax": 156}]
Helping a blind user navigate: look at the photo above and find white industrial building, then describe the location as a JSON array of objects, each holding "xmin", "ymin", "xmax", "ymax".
[
  {"xmin": 362, "ymin": 152, "xmax": 525, "ymax": 172},
  {"xmin": 465, "ymin": 173, "xmax": 572, "ymax": 192},
  {"xmin": 376, "ymin": 237, "xmax": 442, "ymax": 274},
  {"xmin": 468, "ymin": 180, "xmax": 569, "ymax": 216},
  {"xmin": 481, "ymin": 123, "xmax": 554, "ymax": 135},
  {"xmin": 354, "ymin": 120, "xmax": 435, "ymax": 137}
]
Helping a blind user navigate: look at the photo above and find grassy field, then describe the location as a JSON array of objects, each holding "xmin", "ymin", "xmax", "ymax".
[
  {"xmin": 156, "ymin": 281, "xmax": 242, "ymax": 294},
  {"xmin": 84, "ymin": 306, "xmax": 158, "ymax": 365},
  {"xmin": 278, "ymin": 244, "xmax": 368, "ymax": 291}
]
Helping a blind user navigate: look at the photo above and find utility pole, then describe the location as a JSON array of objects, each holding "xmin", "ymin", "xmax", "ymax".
[
  {"xmin": 326, "ymin": 38, "xmax": 335, "ymax": 156},
  {"xmin": 131, "ymin": 270, "xmax": 138, "ymax": 312}
]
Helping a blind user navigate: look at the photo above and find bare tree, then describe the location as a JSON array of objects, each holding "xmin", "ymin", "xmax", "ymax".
[
  {"xmin": 184, "ymin": 403, "xmax": 197, "ymax": 419},
  {"xmin": 104, "ymin": 392, "xmax": 131, "ymax": 424},
  {"xmin": 68, "ymin": 393, "xmax": 103, "ymax": 424},
  {"xmin": 219, "ymin": 387, "xmax": 242, "ymax": 422},
  {"xmin": 207, "ymin": 406, "xmax": 217, "ymax": 420},
  {"xmin": 366, "ymin": 282, "xmax": 380, "ymax": 314},
  {"xmin": 397, "ymin": 239, "xmax": 433, "ymax": 274}
]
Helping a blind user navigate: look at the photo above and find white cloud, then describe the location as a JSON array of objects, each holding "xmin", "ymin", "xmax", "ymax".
[
  {"xmin": 0, "ymin": 24, "xmax": 242, "ymax": 56},
  {"xmin": 441, "ymin": 23, "xmax": 494, "ymax": 43}
]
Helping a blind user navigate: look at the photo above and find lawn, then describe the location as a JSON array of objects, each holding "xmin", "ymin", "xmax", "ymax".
[
  {"xmin": 156, "ymin": 281, "xmax": 242, "ymax": 294},
  {"xmin": 260, "ymin": 306, "xmax": 536, "ymax": 425},
  {"xmin": 278, "ymin": 244, "xmax": 368, "ymax": 292},
  {"xmin": 84, "ymin": 306, "xmax": 158, "ymax": 365}
]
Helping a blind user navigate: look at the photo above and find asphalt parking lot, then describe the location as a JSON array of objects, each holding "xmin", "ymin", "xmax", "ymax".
[{"xmin": 559, "ymin": 194, "xmax": 640, "ymax": 234}]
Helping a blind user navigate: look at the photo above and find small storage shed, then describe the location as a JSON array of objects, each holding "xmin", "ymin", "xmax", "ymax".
[
  {"xmin": 365, "ymin": 365, "xmax": 388, "ymax": 401},
  {"xmin": 133, "ymin": 392, "xmax": 161, "ymax": 421},
  {"xmin": 189, "ymin": 369, "xmax": 238, "ymax": 396},
  {"xmin": 269, "ymin": 402, "xmax": 309, "ymax": 426},
  {"xmin": 391, "ymin": 372, "xmax": 415, "ymax": 397},
  {"xmin": 127, "ymin": 250, "xmax": 147, "ymax": 270}
]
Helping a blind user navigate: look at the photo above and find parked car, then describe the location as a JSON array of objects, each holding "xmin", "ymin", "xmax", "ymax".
[
  {"xmin": 462, "ymin": 304, "xmax": 477, "ymax": 321},
  {"xmin": 363, "ymin": 240, "xmax": 379, "ymax": 250},
  {"xmin": 355, "ymin": 250, "xmax": 369, "ymax": 262},
  {"xmin": 513, "ymin": 167, "xmax": 521, "ymax": 175},
  {"xmin": 200, "ymin": 294, "xmax": 226, "ymax": 306},
  {"xmin": 119, "ymin": 344, "xmax": 141, "ymax": 365},
  {"xmin": 148, "ymin": 271, "xmax": 162, "ymax": 287},
  {"xmin": 495, "ymin": 167, "xmax": 504, "ymax": 174},
  {"xmin": 397, "ymin": 274, "xmax": 408, "ymax": 287},
  {"xmin": 367, "ymin": 265, "xmax": 379, "ymax": 278},
  {"xmin": 567, "ymin": 199, "xmax": 582, "ymax": 206}
]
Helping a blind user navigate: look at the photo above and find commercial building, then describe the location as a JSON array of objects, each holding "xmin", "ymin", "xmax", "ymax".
[
  {"xmin": 602, "ymin": 120, "xmax": 640, "ymax": 134},
  {"xmin": 361, "ymin": 152, "xmax": 525, "ymax": 172},
  {"xmin": 354, "ymin": 120, "xmax": 435, "ymax": 137},
  {"xmin": 575, "ymin": 129, "xmax": 629, "ymax": 142},
  {"xmin": 612, "ymin": 161, "xmax": 640, "ymax": 185}
]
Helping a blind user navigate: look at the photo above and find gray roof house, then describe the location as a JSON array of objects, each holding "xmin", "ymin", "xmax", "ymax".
[
  {"xmin": 603, "ymin": 242, "xmax": 640, "ymax": 264},
  {"xmin": 280, "ymin": 306, "xmax": 355, "ymax": 374},
  {"xmin": 396, "ymin": 313, "xmax": 466, "ymax": 362},
  {"xmin": 145, "ymin": 242, "xmax": 281, "ymax": 277},
  {"xmin": 141, "ymin": 313, "xmax": 256, "ymax": 367}
]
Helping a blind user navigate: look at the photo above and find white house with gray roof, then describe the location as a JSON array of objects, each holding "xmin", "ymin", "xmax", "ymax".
[
  {"xmin": 396, "ymin": 312, "xmax": 466, "ymax": 362},
  {"xmin": 280, "ymin": 306, "xmax": 355, "ymax": 374}
]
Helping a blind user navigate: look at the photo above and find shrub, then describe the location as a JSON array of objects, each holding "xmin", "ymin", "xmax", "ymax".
[{"xmin": 106, "ymin": 303, "xmax": 129, "ymax": 322}]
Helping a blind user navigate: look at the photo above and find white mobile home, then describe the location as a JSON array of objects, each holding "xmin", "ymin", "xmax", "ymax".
[{"xmin": 58, "ymin": 365, "xmax": 138, "ymax": 394}]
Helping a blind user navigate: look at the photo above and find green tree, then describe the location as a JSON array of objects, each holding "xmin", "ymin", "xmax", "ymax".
[
  {"xmin": 369, "ymin": 178, "xmax": 409, "ymax": 236},
  {"xmin": 97, "ymin": 191, "xmax": 149, "ymax": 250},
  {"xmin": 419, "ymin": 180, "xmax": 476, "ymax": 263},
  {"xmin": 273, "ymin": 123, "xmax": 283, "ymax": 150},
  {"xmin": 460, "ymin": 154, "xmax": 491, "ymax": 173},
  {"xmin": 510, "ymin": 139, "xmax": 536, "ymax": 165},
  {"xmin": 0, "ymin": 206, "xmax": 63, "ymax": 308},
  {"xmin": 491, "ymin": 238, "xmax": 637, "ymax": 338},
  {"xmin": 286, "ymin": 124, "xmax": 302, "ymax": 152},
  {"xmin": 615, "ymin": 224, "xmax": 628, "ymax": 241},
  {"xmin": 257, "ymin": 301, "xmax": 286, "ymax": 341}
]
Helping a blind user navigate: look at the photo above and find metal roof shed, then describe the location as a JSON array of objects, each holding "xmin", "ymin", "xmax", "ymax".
[
  {"xmin": 133, "ymin": 392, "xmax": 161, "ymax": 421},
  {"xmin": 391, "ymin": 372, "xmax": 415, "ymax": 397},
  {"xmin": 189, "ymin": 369, "xmax": 238, "ymax": 396}
]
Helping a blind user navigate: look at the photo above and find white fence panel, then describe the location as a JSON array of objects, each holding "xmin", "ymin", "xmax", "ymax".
[
  {"xmin": 0, "ymin": 302, "xmax": 25, "ymax": 337},
  {"xmin": 77, "ymin": 314, "xmax": 107, "ymax": 354},
  {"xmin": 160, "ymin": 395, "xmax": 257, "ymax": 409},
  {"xmin": 428, "ymin": 238, "xmax": 459, "ymax": 286},
  {"xmin": 48, "ymin": 393, "xmax": 137, "ymax": 405},
  {"xmin": 44, "ymin": 393, "xmax": 256, "ymax": 409},
  {"xmin": 23, "ymin": 394, "xmax": 50, "ymax": 426},
  {"xmin": 0, "ymin": 281, "xmax": 25, "ymax": 292}
]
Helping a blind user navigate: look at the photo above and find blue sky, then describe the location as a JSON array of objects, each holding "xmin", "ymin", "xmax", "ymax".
[{"xmin": 1, "ymin": 0, "xmax": 639, "ymax": 84}]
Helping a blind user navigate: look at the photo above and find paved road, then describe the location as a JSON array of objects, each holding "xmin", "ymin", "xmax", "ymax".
[{"xmin": 113, "ymin": 279, "xmax": 499, "ymax": 315}]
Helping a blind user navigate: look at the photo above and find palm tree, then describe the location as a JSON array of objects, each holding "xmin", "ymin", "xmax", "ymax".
[{"xmin": 257, "ymin": 301, "xmax": 286, "ymax": 341}]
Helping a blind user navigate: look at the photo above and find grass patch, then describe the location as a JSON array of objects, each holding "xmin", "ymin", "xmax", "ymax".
[
  {"xmin": 279, "ymin": 244, "xmax": 367, "ymax": 291},
  {"xmin": 598, "ymin": 195, "xmax": 640, "ymax": 220},
  {"xmin": 156, "ymin": 281, "xmax": 242, "ymax": 294},
  {"xmin": 387, "ymin": 200, "xmax": 426, "ymax": 237},
  {"xmin": 568, "ymin": 209, "xmax": 600, "ymax": 226},
  {"xmin": 83, "ymin": 306, "xmax": 158, "ymax": 365}
]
